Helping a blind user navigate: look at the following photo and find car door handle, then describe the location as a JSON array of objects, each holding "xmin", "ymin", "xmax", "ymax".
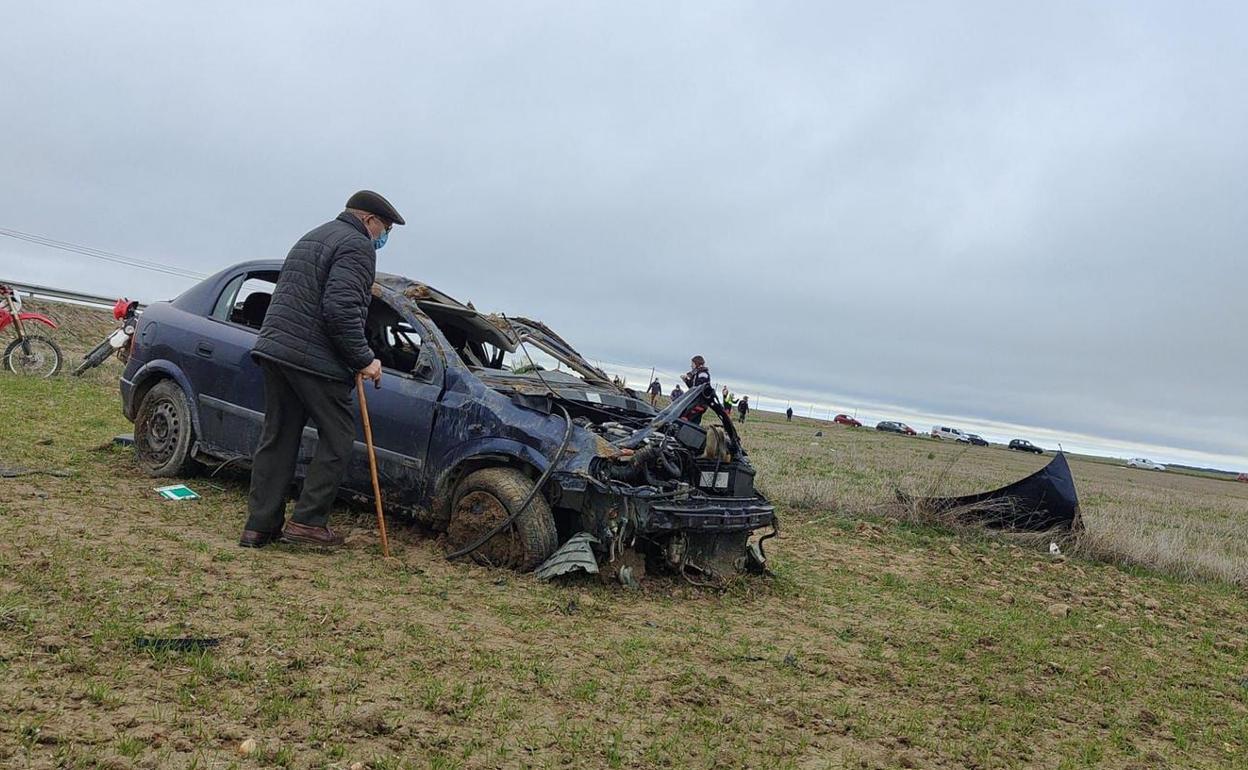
[{"xmin": 196, "ymin": 342, "xmax": 215, "ymax": 358}]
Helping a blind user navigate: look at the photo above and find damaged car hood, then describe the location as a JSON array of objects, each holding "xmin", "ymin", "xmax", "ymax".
[{"xmin": 474, "ymin": 369, "xmax": 656, "ymax": 416}]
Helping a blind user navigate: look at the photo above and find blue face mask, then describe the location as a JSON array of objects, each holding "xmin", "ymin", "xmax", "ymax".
[{"xmin": 373, "ymin": 229, "xmax": 389, "ymax": 251}]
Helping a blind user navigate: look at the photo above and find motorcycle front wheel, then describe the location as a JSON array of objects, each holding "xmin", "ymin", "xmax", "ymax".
[
  {"xmin": 3, "ymin": 335, "xmax": 64, "ymax": 378},
  {"xmin": 73, "ymin": 339, "xmax": 114, "ymax": 376}
]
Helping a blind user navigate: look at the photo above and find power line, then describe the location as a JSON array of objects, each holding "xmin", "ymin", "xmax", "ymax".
[{"xmin": 0, "ymin": 226, "xmax": 208, "ymax": 281}]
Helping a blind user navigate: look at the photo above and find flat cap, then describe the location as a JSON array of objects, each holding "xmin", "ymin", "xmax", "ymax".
[{"xmin": 346, "ymin": 190, "xmax": 405, "ymax": 226}]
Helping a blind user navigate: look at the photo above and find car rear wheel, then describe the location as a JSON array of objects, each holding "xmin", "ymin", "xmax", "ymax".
[
  {"xmin": 446, "ymin": 467, "xmax": 558, "ymax": 571},
  {"xmin": 134, "ymin": 379, "xmax": 200, "ymax": 477}
]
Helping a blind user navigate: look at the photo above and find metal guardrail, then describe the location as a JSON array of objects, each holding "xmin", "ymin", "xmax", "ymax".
[{"xmin": 1, "ymin": 279, "xmax": 144, "ymax": 310}]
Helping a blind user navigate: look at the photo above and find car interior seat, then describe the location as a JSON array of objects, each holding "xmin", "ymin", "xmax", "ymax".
[{"xmin": 239, "ymin": 292, "xmax": 271, "ymax": 329}]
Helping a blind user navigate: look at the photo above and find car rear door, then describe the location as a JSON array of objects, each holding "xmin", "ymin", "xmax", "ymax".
[{"xmin": 188, "ymin": 270, "xmax": 276, "ymax": 459}]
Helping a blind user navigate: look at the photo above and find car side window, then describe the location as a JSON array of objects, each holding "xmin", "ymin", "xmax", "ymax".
[
  {"xmin": 212, "ymin": 272, "xmax": 279, "ymax": 330},
  {"xmin": 365, "ymin": 297, "xmax": 437, "ymax": 382}
]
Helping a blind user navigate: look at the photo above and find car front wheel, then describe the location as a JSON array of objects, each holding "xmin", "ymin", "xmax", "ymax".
[
  {"xmin": 446, "ymin": 467, "xmax": 558, "ymax": 571},
  {"xmin": 133, "ymin": 379, "xmax": 201, "ymax": 477}
]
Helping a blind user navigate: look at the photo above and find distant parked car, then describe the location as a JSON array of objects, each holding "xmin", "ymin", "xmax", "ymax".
[
  {"xmin": 876, "ymin": 421, "xmax": 916, "ymax": 436},
  {"xmin": 1008, "ymin": 439, "xmax": 1044, "ymax": 454},
  {"xmin": 834, "ymin": 414, "xmax": 862, "ymax": 427},
  {"xmin": 1127, "ymin": 458, "xmax": 1166, "ymax": 471},
  {"xmin": 966, "ymin": 434, "xmax": 989, "ymax": 447},
  {"xmin": 931, "ymin": 426, "xmax": 970, "ymax": 443},
  {"xmin": 1238, "ymin": 473, "xmax": 1248, "ymax": 483}
]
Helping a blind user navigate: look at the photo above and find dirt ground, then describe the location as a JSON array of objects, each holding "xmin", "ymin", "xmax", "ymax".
[{"xmin": 2, "ymin": 315, "xmax": 1247, "ymax": 768}]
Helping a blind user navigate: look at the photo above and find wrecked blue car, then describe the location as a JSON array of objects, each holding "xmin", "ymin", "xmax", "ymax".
[{"xmin": 120, "ymin": 260, "xmax": 777, "ymax": 581}]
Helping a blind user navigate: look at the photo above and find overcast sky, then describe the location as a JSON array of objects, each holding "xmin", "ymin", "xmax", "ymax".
[{"xmin": 3, "ymin": 2, "xmax": 1245, "ymax": 469}]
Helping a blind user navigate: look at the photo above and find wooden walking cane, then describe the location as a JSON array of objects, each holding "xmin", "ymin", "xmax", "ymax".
[{"xmin": 356, "ymin": 373, "xmax": 391, "ymax": 558}]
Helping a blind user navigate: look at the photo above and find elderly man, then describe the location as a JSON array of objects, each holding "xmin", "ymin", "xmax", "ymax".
[{"xmin": 239, "ymin": 190, "xmax": 405, "ymax": 549}]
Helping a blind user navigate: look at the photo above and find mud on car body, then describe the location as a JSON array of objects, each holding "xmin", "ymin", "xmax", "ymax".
[{"xmin": 119, "ymin": 261, "xmax": 777, "ymax": 581}]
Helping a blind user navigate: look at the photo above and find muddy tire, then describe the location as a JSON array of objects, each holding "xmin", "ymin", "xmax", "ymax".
[
  {"xmin": 447, "ymin": 467, "xmax": 558, "ymax": 571},
  {"xmin": 134, "ymin": 380, "xmax": 200, "ymax": 477},
  {"xmin": 3, "ymin": 335, "xmax": 63, "ymax": 378}
]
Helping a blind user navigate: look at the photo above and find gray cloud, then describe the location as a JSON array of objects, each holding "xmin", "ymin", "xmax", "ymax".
[{"xmin": 3, "ymin": 1, "xmax": 1245, "ymax": 467}]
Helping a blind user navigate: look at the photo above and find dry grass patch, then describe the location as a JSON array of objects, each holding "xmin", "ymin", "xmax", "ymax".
[{"xmin": 3, "ymin": 375, "xmax": 1248, "ymax": 768}]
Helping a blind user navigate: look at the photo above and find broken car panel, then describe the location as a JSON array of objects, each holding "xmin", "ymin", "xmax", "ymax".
[
  {"xmin": 120, "ymin": 261, "xmax": 777, "ymax": 581},
  {"xmin": 899, "ymin": 452, "xmax": 1081, "ymax": 532}
]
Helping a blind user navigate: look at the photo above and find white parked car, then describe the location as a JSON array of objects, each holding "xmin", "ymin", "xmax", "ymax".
[
  {"xmin": 1127, "ymin": 458, "xmax": 1166, "ymax": 471},
  {"xmin": 931, "ymin": 425, "xmax": 970, "ymax": 443}
]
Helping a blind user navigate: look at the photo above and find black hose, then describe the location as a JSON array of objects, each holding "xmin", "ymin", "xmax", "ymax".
[{"xmin": 445, "ymin": 404, "xmax": 574, "ymax": 562}]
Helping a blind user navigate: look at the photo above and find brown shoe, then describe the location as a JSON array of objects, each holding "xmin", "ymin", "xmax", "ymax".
[
  {"xmin": 281, "ymin": 521, "xmax": 344, "ymax": 548},
  {"xmin": 239, "ymin": 529, "xmax": 281, "ymax": 548}
]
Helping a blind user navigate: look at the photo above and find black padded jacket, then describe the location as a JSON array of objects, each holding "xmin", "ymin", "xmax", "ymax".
[{"xmin": 252, "ymin": 212, "xmax": 376, "ymax": 382}]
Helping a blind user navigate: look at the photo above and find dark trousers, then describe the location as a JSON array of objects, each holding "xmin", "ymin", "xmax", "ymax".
[{"xmin": 244, "ymin": 360, "xmax": 355, "ymax": 532}]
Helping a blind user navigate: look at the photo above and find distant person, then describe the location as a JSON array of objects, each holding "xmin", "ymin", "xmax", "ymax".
[
  {"xmin": 612, "ymin": 375, "xmax": 623, "ymax": 388},
  {"xmin": 670, "ymin": 385, "xmax": 683, "ymax": 400},
  {"xmin": 786, "ymin": 406, "xmax": 793, "ymax": 422},
  {"xmin": 680, "ymin": 355, "xmax": 711, "ymax": 424},
  {"xmin": 647, "ymin": 378, "xmax": 662, "ymax": 406},
  {"xmin": 737, "ymin": 395, "xmax": 750, "ymax": 422}
]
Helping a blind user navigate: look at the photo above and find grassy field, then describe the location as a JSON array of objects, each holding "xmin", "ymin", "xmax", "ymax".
[{"xmin": 3, "ymin": 346, "xmax": 1248, "ymax": 767}]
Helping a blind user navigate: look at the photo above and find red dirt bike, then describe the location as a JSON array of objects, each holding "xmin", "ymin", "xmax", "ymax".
[
  {"xmin": 0, "ymin": 284, "xmax": 63, "ymax": 377},
  {"xmin": 73, "ymin": 298, "xmax": 140, "ymax": 376}
]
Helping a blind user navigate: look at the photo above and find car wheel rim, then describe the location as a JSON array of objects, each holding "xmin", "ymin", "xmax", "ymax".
[
  {"xmin": 141, "ymin": 399, "xmax": 180, "ymax": 465},
  {"xmin": 448, "ymin": 490, "xmax": 522, "ymax": 567}
]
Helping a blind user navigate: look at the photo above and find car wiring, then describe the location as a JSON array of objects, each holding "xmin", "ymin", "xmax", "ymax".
[{"xmin": 444, "ymin": 401, "xmax": 573, "ymax": 562}]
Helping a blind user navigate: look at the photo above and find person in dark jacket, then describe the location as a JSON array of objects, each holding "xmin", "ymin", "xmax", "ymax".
[
  {"xmin": 786, "ymin": 406, "xmax": 793, "ymax": 422},
  {"xmin": 737, "ymin": 395, "xmax": 749, "ymax": 422},
  {"xmin": 680, "ymin": 355, "xmax": 711, "ymax": 424},
  {"xmin": 647, "ymin": 378, "xmax": 662, "ymax": 406},
  {"xmin": 239, "ymin": 190, "xmax": 405, "ymax": 549}
]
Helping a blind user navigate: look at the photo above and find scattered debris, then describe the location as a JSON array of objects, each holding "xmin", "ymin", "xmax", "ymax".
[
  {"xmin": 534, "ymin": 532, "xmax": 600, "ymax": 581},
  {"xmin": 238, "ymin": 738, "xmax": 257, "ymax": 756},
  {"xmin": 1049, "ymin": 541, "xmax": 1062, "ymax": 556},
  {"xmin": 900, "ymin": 452, "xmax": 1081, "ymax": 532},
  {"xmin": 618, "ymin": 565, "xmax": 640, "ymax": 590},
  {"xmin": 153, "ymin": 484, "xmax": 199, "ymax": 501},
  {"xmin": 113, "ymin": 433, "xmax": 134, "ymax": 447},
  {"xmin": 134, "ymin": 637, "xmax": 221, "ymax": 652}
]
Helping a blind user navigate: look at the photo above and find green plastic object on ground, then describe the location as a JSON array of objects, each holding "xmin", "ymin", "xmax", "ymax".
[{"xmin": 153, "ymin": 484, "xmax": 199, "ymax": 501}]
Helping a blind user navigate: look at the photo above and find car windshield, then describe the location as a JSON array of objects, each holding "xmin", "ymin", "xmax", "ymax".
[{"xmin": 387, "ymin": 277, "xmax": 615, "ymax": 388}]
